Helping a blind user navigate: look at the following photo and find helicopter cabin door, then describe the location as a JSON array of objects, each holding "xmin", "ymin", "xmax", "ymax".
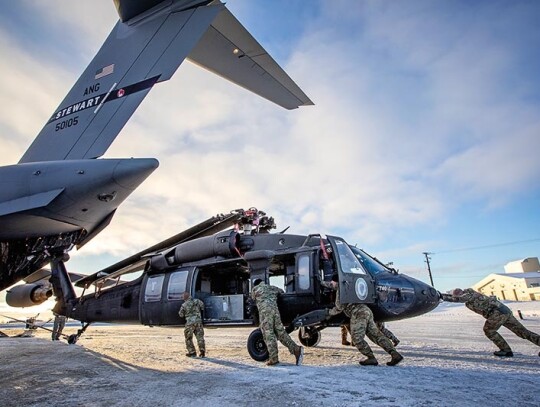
[
  {"xmin": 140, "ymin": 273, "xmax": 166, "ymax": 325},
  {"xmin": 326, "ymin": 235, "xmax": 375, "ymax": 304}
]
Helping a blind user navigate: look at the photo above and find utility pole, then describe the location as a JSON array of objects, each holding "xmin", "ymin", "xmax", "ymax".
[{"xmin": 423, "ymin": 252, "xmax": 434, "ymax": 287}]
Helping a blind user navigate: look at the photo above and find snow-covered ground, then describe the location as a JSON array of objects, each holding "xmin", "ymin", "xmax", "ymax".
[{"xmin": 1, "ymin": 302, "xmax": 539, "ymax": 407}]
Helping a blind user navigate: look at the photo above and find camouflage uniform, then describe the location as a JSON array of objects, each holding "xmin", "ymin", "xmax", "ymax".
[
  {"xmin": 251, "ymin": 283, "xmax": 302, "ymax": 364},
  {"xmin": 330, "ymin": 287, "xmax": 402, "ymax": 365},
  {"xmin": 179, "ymin": 297, "xmax": 206, "ymax": 356},
  {"xmin": 377, "ymin": 322, "xmax": 399, "ymax": 346},
  {"xmin": 52, "ymin": 314, "xmax": 66, "ymax": 341},
  {"xmin": 454, "ymin": 288, "xmax": 540, "ymax": 354},
  {"xmin": 341, "ymin": 321, "xmax": 399, "ymax": 346}
]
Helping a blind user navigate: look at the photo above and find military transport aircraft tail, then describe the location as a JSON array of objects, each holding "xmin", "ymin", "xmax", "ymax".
[
  {"xmin": 1, "ymin": 0, "xmax": 312, "ymax": 293},
  {"xmin": 20, "ymin": 0, "xmax": 313, "ymax": 163}
]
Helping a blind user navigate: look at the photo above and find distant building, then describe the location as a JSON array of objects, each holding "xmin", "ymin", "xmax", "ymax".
[
  {"xmin": 504, "ymin": 257, "xmax": 540, "ymax": 274},
  {"xmin": 472, "ymin": 257, "xmax": 540, "ymax": 301}
]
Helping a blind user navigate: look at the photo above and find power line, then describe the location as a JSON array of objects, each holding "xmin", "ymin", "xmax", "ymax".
[
  {"xmin": 431, "ymin": 238, "xmax": 540, "ymax": 255},
  {"xmin": 423, "ymin": 238, "xmax": 540, "ymax": 288}
]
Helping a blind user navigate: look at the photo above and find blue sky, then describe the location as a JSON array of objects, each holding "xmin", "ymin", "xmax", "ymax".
[{"xmin": 1, "ymin": 0, "xmax": 540, "ymax": 314}]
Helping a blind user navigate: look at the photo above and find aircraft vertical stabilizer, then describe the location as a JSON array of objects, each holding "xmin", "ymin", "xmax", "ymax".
[
  {"xmin": 20, "ymin": 2, "xmax": 223, "ymax": 163},
  {"xmin": 19, "ymin": 0, "xmax": 313, "ymax": 164}
]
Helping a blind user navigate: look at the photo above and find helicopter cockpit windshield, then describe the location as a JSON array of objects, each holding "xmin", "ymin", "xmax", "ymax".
[
  {"xmin": 333, "ymin": 239, "xmax": 366, "ymax": 274},
  {"xmin": 349, "ymin": 246, "xmax": 393, "ymax": 276}
]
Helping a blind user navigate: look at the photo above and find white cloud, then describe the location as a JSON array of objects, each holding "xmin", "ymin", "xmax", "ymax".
[
  {"xmin": 0, "ymin": 1, "xmax": 117, "ymax": 165},
  {"xmin": 0, "ymin": 27, "xmax": 70, "ymax": 163},
  {"xmin": 89, "ymin": 0, "xmax": 540, "ymax": 259},
  {"xmin": 1, "ymin": 0, "xmax": 539, "ymax": 287}
]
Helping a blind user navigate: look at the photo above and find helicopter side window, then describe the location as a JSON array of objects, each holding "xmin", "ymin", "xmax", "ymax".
[
  {"xmin": 167, "ymin": 270, "xmax": 188, "ymax": 300},
  {"xmin": 144, "ymin": 274, "xmax": 164, "ymax": 302},
  {"xmin": 297, "ymin": 254, "xmax": 311, "ymax": 290},
  {"xmin": 334, "ymin": 240, "xmax": 366, "ymax": 274},
  {"xmin": 269, "ymin": 275, "xmax": 285, "ymax": 291}
]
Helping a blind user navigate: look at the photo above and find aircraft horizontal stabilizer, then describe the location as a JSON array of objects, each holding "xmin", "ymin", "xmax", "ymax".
[{"xmin": 188, "ymin": 7, "xmax": 314, "ymax": 110}]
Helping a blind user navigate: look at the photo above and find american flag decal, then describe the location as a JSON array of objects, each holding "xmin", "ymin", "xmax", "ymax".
[{"xmin": 95, "ymin": 64, "xmax": 114, "ymax": 80}]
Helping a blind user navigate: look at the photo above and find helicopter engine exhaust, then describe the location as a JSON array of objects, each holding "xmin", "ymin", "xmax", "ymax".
[{"xmin": 6, "ymin": 283, "xmax": 53, "ymax": 307}]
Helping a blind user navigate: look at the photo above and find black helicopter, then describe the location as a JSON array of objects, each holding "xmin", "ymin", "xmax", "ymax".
[{"xmin": 14, "ymin": 208, "xmax": 442, "ymax": 361}]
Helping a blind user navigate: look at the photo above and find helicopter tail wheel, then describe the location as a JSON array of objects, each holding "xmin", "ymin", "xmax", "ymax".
[
  {"xmin": 298, "ymin": 327, "xmax": 321, "ymax": 347},
  {"xmin": 67, "ymin": 323, "xmax": 91, "ymax": 345},
  {"xmin": 247, "ymin": 328, "xmax": 269, "ymax": 362}
]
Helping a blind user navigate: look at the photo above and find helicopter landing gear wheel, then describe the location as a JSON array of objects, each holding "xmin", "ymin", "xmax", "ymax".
[
  {"xmin": 247, "ymin": 328, "xmax": 269, "ymax": 362},
  {"xmin": 66, "ymin": 322, "xmax": 91, "ymax": 345},
  {"xmin": 67, "ymin": 334, "xmax": 78, "ymax": 344},
  {"xmin": 298, "ymin": 327, "xmax": 321, "ymax": 347}
]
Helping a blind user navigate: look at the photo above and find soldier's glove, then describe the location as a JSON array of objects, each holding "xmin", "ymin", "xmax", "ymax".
[{"xmin": 440, "ymin": 293, "xmax": 453, "ymax": 302}]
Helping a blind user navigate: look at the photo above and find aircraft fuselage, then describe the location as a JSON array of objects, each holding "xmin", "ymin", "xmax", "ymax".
[{"xmin": 0, "ymin": 158, "xmax": 158, "ymax": 290}]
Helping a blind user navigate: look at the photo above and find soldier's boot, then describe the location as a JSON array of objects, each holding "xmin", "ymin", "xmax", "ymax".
[
  {"xmin": 392, "ymin": 338, "xmax": 400, "ymax": 346},
  {"xmin": 387, "ymin": 351, "xmax": 404, "ymax": 366},
  {"xmin": 341, "ymin": 328, "xmax": 350, "ymax": 346},
  {"xmin": 294, "ymin": 346, "xmax": 304, "ymax": 366},
  {"xmin": 199, "ymin": 351, "xmax": 205, "ymax": 358},
  {"xmin": 185, "ymin": 352, "xmax": 197, "ymax": 357},
  {"xmin": 266, "ymin": 359, "xmax": 279, "ymax": 366},
  {"xmin": 493, "ymin": 350, "xmax": 513, "ymax": 357},
  {"xmin": 359, "ymin": 353, "xmax": 379, "ymax": 366}
]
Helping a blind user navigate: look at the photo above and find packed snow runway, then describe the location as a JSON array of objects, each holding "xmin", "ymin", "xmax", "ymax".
[{"xmin": 1, "ymin": 302, "xmax": 539, "ymax": 406}]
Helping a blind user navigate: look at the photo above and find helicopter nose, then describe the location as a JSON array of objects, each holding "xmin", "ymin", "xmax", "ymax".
[{"xmin": 407, "ymin": 276, "xmax": 440, "ymax": 315}]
